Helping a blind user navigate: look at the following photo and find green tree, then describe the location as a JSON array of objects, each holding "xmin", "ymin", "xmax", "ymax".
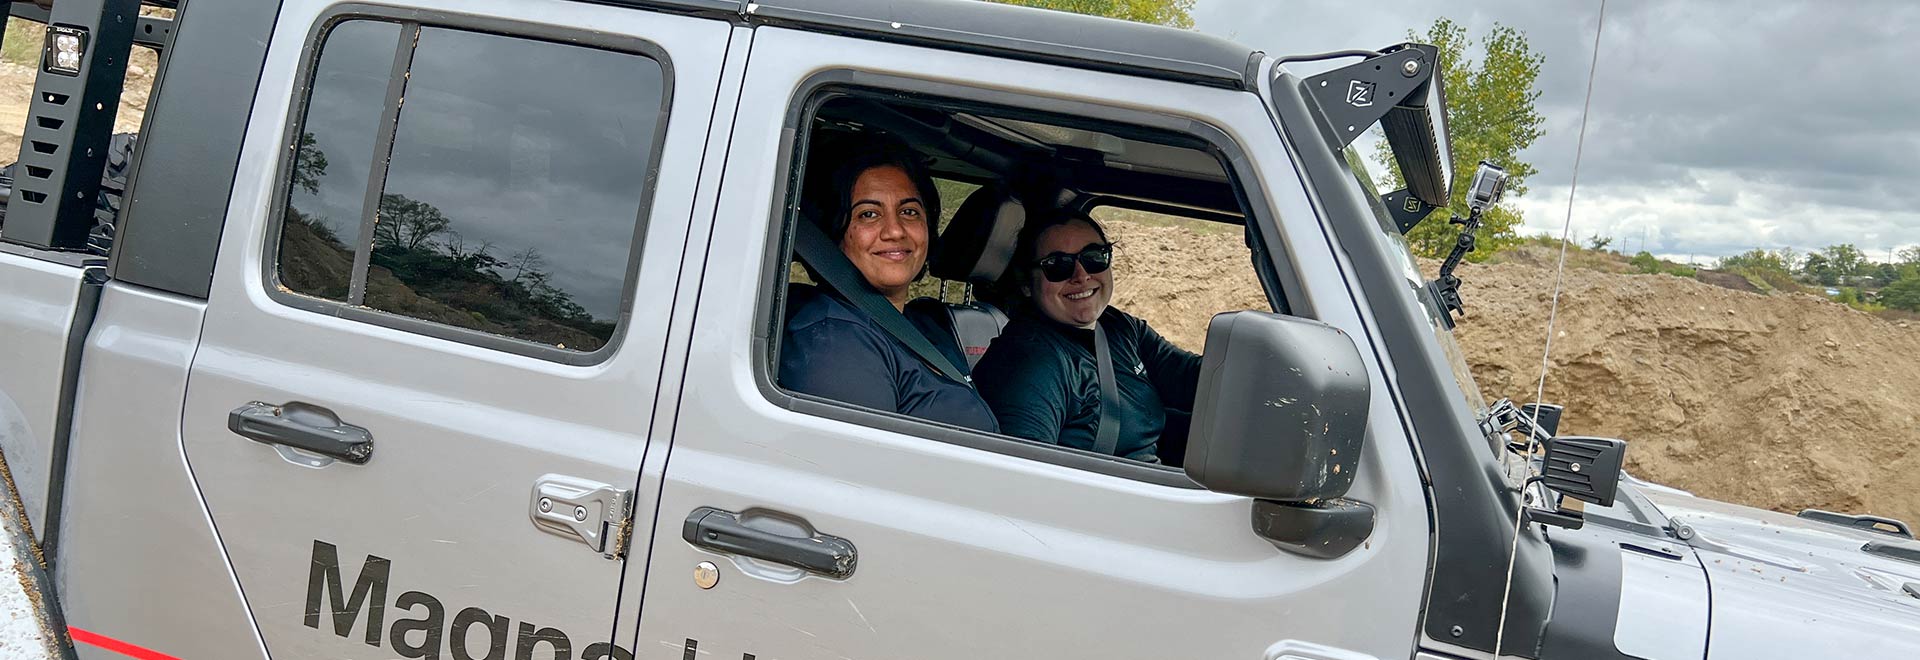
[
  {"xmin": 1586, "ymin": 233, "xmax": 1614, "ymax": 252},
  {"xmin": 1882, "ymin": 276, "xmax": 1920, "ymax": 312},
  {"xmin": 1372, "ymin": 18, "xmax": 1545, "ymax": 259},
  {"xmin": 986, "ymin": 0, "xmax": 1194, "ymax": 28},
  {"xmin": 1898, "ymin": 246, "xmax": 1920, "ymax": 267},
  {"xmin": 1629, "ymin": 251, "xmax": 1660, "ymax": 273},
  {"xmin": 1811, "ymin": 244, "xmax": 1868, "ymax": 286}
]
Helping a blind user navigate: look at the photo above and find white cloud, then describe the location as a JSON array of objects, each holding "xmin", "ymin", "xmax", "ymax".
[{"xmin": 1193, "ymin": 0, "xmax": 1920, "ymax": 262}]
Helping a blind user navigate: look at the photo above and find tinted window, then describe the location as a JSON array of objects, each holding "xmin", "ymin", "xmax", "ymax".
[
  {"xmin": 273, "ymin": 21, "xmax": 667, "ymax": 355},
  {"xmin": 279, "ymin": 20, "xmax": 400, "ymax": 300}
]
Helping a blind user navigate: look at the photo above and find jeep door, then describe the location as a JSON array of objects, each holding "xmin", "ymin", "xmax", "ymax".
[
  {"xmin": 633, "ymin": 27, "xmax": 1431, "ymax": 660},
  {"xmin": 176, "ymin": 0, "xmax": 730, "ymax": 657}
]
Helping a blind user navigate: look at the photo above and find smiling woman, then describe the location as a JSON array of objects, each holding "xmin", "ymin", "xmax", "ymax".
[
  {"xmin": 829, "ymin": 143, "xmax": 940, "ymax": 309},
  {"xmin": 971, "ymin": 209, "xmax": 1202, "ymax": 464},
  {"xmin": 777, "ymin": 138, "xmax": 1001, "ymax": 432}
]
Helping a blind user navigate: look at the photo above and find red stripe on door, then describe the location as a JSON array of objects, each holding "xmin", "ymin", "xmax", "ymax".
[{"xmin": 68, "ymin": 627, "xmax": 182, "ymax": 660}]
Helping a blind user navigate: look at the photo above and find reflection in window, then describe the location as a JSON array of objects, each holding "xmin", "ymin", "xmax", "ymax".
[
  {"xmin": 363, "ymin": 27, "xmax": 664, "ymax": 352},
  {"xmin": 278, "ymin": 20, "xmax": 400, "ymax": 301}
]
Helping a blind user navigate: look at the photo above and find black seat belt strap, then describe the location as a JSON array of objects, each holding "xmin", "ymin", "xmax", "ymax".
[
  {"xmin": 793, "ymin": 220, "xmax": 971, "ymax": 385},
  {"xmin": 1092, "ymin": 321, "xmax": 1121, "ymax": 456}
]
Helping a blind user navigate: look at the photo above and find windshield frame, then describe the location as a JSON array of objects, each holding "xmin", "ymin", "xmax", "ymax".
[
  {"xmin": 1340, "ymin": 148, "xmax": 1493, "ymax": 419},
  {"xmin": 1261, "ymin": 61, "xmax": 1555, "ymax": 658}
]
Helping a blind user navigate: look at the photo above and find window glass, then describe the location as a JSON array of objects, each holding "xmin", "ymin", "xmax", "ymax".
[
  {"xmin": 1091, "ymin": 205, "xmax": 1266, "ymax": 353},
  {"xmin": 279, "ymin": 20, "xmax": 400, "ymax": 301},
  {"xmin": 1342, "ymin": 147, "xmax": 1489, "ymax": 415},
  {"xmin": 363, "ymin": 27, "xmax": 664, "ymax": 352},
  {"xmin": 273, "ymin": 21, "xmax": 667, "ymax": 355}
]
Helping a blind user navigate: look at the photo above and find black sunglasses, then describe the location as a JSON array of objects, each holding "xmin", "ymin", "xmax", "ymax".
[{"xmin": 1032, "ymin": 244, "xmax": 1114, "ymax": 283}]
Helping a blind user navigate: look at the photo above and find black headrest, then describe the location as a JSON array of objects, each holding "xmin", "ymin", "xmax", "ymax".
[{"xmin": 931, "ymin": 185, "xmax": 1027, "ymax": 284}]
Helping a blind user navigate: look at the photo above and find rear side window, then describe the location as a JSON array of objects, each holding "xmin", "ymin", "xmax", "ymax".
[
  {"xmin": 274, "ymin": 18, "xmax": 668, "ymax": 356},
  {"xmin": 279, "ymin": 20, "xmax": 400, "ymax": 300}
]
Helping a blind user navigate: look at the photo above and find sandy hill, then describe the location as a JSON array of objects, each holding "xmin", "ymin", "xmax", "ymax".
[{"xmin": 1105, "ymin": 215, "xmax": 1920, "ymax": 525}]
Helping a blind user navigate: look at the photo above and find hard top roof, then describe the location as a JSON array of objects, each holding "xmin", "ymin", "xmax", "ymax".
[{"xmin": 607, "ymin": 0, "xmax": 1264, "ymax": 89}]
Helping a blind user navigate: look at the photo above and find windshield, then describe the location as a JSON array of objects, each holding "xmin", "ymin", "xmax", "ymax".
[{"xmin": 1343, "ymin": 148, "xmax": 1491, "ymax": 417}]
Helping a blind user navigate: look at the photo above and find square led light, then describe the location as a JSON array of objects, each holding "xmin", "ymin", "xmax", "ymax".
[{"xmin": 43, "ymin": 25, "xmax": 89, "ymax": 77}]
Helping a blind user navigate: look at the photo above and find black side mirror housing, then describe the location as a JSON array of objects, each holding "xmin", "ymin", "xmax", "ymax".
[{"xmin": 1184, "ymin": 312, "xmax": 1370, "ymax": 502}]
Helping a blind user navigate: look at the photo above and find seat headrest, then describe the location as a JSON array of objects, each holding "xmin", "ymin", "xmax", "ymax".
[{"xmin": 931, "ymin": 185, "xmax": 1026, "ymax": 284}]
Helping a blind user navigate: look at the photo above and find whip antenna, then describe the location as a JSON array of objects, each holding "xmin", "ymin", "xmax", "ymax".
[{"xmin": 1494, "ymin": 0, "xmax": 1607, "ymax": 654}]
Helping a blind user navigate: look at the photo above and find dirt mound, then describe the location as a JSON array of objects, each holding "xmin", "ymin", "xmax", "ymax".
[
  {"xmin": 1108, "ymin": 215, "xmax": 1920, "ymax": 525},
  {"xmin": 1102, "ymin": 212, "xmax": 1267, "ymax": 350},
  {"xmin": 1693, "ymin": 269, "xmax": 1764, "ymax": 294},
  {"xmin": 1453, "ymin": 259, "xmax": 1920, "ymax": 524}
]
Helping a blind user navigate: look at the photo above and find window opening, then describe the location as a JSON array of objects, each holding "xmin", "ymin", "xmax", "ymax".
[
  {"xmin": 273, "ymin": 18, "xmax": 667, "ymax": 356},
  {"xmin": 770, "ymin": 87, "xmax": 1289, "ymax": 474}
]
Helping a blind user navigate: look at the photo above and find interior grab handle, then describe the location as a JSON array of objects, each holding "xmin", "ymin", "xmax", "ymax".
[
  {"xmin": 683, "ymin": 507, "xmax": 857, "ymax": 579},
  {"xmin": 228, "ymin": 401, "xmax": 374, "ymax": 465}
]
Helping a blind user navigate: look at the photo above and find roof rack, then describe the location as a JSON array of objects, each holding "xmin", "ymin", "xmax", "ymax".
[{"xmin": 0, "ymin": 0, "xmax": 170, "ymax": 251}]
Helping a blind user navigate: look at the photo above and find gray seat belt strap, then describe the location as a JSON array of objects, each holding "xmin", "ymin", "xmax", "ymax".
[
  {"xmin": 792, "ymin": 219, "xmax": 971, "ymax": 385},
  {"xmin": 1092, "ymin": 321, "xmax": 1121, "ymax": 456}
]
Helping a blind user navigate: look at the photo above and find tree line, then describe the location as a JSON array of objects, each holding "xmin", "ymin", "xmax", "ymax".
[{"xmin": 1714, "ymin": 245, "xmax": 1920, "ymax": 312}]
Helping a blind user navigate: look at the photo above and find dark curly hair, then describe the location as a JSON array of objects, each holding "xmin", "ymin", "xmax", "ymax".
[{"xmin": 822, "ymin": 137, "xmax": 942, "ymax": 254}]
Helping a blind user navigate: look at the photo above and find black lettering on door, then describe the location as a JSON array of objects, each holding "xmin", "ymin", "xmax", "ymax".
[
  {"xmin": 451, "ymin": 607, "xmax": 510, "ymax": 660},
  {"xmin": 580, "ymin": 642, "xmax": 635, "ymax": 660},
  {"xmin": 514, "ymin": 621, "xmax": 570, "ymax": 660},
  {"xmin": 305, "ymin": 540, "xmax": 391, "ymax": 646},
  {"xmin": 390, "ymin": 590, "xmax": 447, "ymax": 659}
]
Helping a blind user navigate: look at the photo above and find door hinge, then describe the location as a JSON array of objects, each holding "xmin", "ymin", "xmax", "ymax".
[{"xmin": 530, "ymin": 474, "xmax": 634, "ymax": 560}]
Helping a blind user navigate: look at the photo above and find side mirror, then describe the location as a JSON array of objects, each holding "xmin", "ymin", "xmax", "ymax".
[
  {"xmin": 1185, "ymin": 312, "xmax": 1375, "ymax": 558},
  {"xmin": 1185, "ymin": 312, "xmax": 1369, "ymax": 500}
]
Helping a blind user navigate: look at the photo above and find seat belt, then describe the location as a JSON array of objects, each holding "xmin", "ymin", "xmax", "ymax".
[
  {"xmin": 792, "ymin": 219, "xmax": 972, "ymax": 385},
  {"xmin": 1091, "ymin": 321, "xmax": 1121, "ymax": 456}
]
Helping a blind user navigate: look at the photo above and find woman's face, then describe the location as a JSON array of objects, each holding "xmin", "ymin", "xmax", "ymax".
[
  {"xmin": 840, "ymin": 165, "xmax": 930, "ymax": 305},
  {"xmin": 1028, "ymin": 220, "xmax": 1114, "ymax": 328}
]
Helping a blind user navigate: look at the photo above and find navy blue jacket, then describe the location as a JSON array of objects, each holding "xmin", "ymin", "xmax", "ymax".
[
  {"xmin": 972, "ymin": 306, "xmax": 1200, "ymax": 463},
  {"xmin": 780, "ymin": 289, "xmax": 1000, "ymax": 433}
]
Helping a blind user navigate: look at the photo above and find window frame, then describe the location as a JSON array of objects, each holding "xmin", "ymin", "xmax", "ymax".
[
  {"xmin": 260, "ymin": 4, "xmax": 676, "ymax": 366},
  {"xmin": 751, "ymin": 70, "xmax": 1309, "ymax": 488}
]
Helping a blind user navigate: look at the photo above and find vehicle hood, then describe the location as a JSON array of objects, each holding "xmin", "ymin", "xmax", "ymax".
[{"xmin": 1640, "ymin": 487, "xmax": 1920, "ymax": 659}]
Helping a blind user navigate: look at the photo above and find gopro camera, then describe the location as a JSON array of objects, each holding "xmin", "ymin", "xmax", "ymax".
[{"xmin": 1466, "ymin": 161, "xmax": 1507, "ymax": 215}]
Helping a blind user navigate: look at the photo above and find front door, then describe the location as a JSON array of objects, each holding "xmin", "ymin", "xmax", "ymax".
[
  {"xmin": 633, "ymin": 27, "xmax": 1431, "ymax": 660},
  {"xmin": 179, "ymin": 0, "xmax": 730, "ymax": 657}
]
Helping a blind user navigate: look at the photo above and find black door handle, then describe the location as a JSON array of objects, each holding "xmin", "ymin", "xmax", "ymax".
[
  {"xmin": 228, "ymin": 401, "xmax": 374, "ymax": 465},
  {"xmin": 683, "ymin": 507, "xmax": 857, "ymax": 579}
]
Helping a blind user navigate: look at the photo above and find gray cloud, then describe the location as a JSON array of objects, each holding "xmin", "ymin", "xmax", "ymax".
[{"xmin": 1195, "ymin": 0, "xmax": 1920, "ymax": 260}]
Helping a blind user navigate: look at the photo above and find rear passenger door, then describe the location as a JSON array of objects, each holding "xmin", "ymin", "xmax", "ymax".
[{"xmin": 178, "ymin": 1, "xmax": 728, "ymax": 658}]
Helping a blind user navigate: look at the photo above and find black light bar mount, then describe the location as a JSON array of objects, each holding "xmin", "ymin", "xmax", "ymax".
[
  {"xmin": 1297, "ymin": 42, "xmax": 1454, "ymax": 230},
  {"xmin": 0, "ymin": 0, "xmax": 142, "ymax": 251}
]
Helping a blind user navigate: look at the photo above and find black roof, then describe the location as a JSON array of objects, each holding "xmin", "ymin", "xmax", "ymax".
[{"xmin": 600, "ymin": 0, "xmax": 1263, "ymax": 89}]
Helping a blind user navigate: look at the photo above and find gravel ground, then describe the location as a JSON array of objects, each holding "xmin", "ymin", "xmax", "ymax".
[{"xmin": 0, "ymin": 454, "xmax": 60, "ymax": 659}]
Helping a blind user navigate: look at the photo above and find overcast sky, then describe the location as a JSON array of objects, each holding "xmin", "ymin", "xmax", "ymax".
[{"xmin": 1192, "ymin": 0, "xmax": 1920, "ymax": 264}]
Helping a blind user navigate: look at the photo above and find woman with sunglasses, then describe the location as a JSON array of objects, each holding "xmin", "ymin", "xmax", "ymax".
[{"xmin": 971, "ymin": 211, "xmax": 1201, "ymax": 463}]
